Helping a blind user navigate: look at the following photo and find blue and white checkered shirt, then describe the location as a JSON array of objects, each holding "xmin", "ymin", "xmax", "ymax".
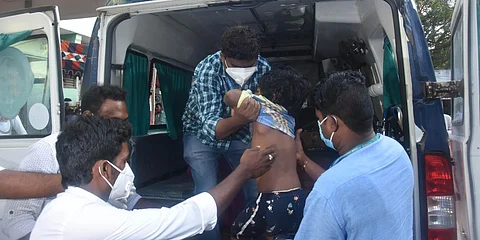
[{"xmin": 182, "ymin": 51, "xmax": 270, "ymax": 149}]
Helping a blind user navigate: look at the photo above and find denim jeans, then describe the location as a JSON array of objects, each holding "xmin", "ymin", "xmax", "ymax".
[{"xmin": 183, "ymin": 133, "xmax": 258, "ymax": 240}]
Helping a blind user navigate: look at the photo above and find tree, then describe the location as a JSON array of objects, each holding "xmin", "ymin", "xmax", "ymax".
[{"xmin": 416, "ymin": 0, "xmax": 455, "ymax": 69}]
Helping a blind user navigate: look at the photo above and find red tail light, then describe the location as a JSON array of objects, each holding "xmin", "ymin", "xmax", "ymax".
[
  {"xmin": 425, "ymin": 154, "xmax": 454, "ymax": 196},
  {"xmin": 425, "ymin": 153, "xmax": 456, "ymax": 240},
  {"xmin": 428, "ymin": 228, "xmax": 456, "ymax": 240}
]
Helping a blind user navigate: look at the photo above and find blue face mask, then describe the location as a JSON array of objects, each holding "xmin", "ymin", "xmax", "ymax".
[{"xmin": 318, "ymin": 116, "xmax": 337, "ymax": 151}]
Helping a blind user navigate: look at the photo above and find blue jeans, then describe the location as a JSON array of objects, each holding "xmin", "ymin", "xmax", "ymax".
[{"xmin": 183, "ymin": 133, "xmax": 258, "ymax": 240}]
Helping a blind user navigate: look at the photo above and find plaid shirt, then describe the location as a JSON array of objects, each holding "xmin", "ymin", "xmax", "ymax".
[{"xmin": 182, "ymin": 51, "xmax": 270, "ymax": 149}]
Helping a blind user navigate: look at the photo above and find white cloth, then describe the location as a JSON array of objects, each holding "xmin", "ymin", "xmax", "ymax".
[
  {"xmin": 444, "ymin": 114, "xmax": 452, "ymax": 137},
  {"xmin": 1, "ymin": 133, "xmax": 142, "ymax": 239},
  {"xmin": 0, "ymin": 116, "xmax": 27, "ymax": 136},
  {"xmin": 30, "ymin": 187, "xmax": 217, "ymax": 240}
]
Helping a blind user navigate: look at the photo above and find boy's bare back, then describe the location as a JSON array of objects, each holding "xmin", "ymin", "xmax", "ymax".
[
  {"xmin": 225, "ymin": 89, "xmax": 301, "ymax": 192},
  {"xmin": 252, "ymin": 122, "xmax": 301, "ymax": 192},
  {"xmin": 228, "ymin": 68, "xmax": 310, "ymax": 239}
]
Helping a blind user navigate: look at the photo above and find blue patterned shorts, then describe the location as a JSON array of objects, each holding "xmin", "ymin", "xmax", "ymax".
[{"xmin": 231, "ymin": 188, "xmax": 306, "ymax": 239}]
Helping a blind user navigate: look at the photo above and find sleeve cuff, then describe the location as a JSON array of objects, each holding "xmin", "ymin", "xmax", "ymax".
[
  {"xmin": 203, "ymin": 116, "xmax": 222, "ymax": 141},
  {"xmin": 187, "ymin": 192, "xmax": 218, "ymax": 231}
]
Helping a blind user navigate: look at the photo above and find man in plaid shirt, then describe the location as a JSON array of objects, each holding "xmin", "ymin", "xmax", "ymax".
[{"xmin": 182, "ymin": 26, "xmax": 270, "ymax": 239}]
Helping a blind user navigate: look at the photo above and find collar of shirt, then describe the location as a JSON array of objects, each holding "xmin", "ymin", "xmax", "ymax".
[
  {"xmin": 330, "ymin": 134, "xmax": 381, "ymax": 168},
  {"xmin": 62, "ymin": 186, "xmax": 107, "ymax": 204}
]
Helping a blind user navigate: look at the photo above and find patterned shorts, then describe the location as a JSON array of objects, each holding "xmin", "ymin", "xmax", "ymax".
[{"xmin": 231, "ymin": 188, "xmax": 306, "ymax": 239}]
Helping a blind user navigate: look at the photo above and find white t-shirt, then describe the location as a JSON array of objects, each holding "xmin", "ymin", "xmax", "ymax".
[
  {"xmin": 1, "ymin": 133, "xmax": 142, "ymax": 239},
  {"xmin": 31, "ymin": 187, "xmax": 217, "ymax": 240},
  {"xmin": 444, "ymin": 114, "xmax": 452, "ymax": 136}
]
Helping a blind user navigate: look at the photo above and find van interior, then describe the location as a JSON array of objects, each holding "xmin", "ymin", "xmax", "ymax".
[{"xmin": 101, "ymin": 0, "xmax": 403, "ymax": 226}]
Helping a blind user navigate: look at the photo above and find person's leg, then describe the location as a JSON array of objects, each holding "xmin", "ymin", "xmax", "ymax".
[
  {"xmin": 183, "ymin": 133, "xmax": 222, "ymax": 240},
  {"xmin": 183, "ymin": 133, "xmax": 221, "ymax": 194},
  {"xmin": 224, "ymin": 139, "xmax": 258, "ymax": 203}
]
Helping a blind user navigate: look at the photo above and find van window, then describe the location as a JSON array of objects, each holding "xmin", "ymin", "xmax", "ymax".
[
  {"xmin": 0, "ymin": 33, "xmax": 51, "ymax": 137},
  {"xmin": 153, "ymin": 61, "xmax": 192, "ymax": 140},
  {"xmin": 123, "ymin": 50, "xmax": 150, "ymax": 136},
  {"xmin": 452, "ymin": 15, "xmax": 464, "ymax": 125},
  {"xmin": 150, "ymin": 65, "xmax": 166, "ymax": 128}
]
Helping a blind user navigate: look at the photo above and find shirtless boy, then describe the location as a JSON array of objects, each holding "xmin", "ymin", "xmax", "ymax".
[{"xmin": 224, "ymin": 67, "xmax": 310, "ymax": 239}]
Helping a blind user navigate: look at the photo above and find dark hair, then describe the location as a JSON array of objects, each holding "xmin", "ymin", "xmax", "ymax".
[
  {"xmin": 259, "ymin": 67, "xmax": 310, "ymax": 116},
  {"xmin": 56, "ymin": 116, "xmax": 132, "ymax": 188},
  {"xmin": 309, "ymin": 70, "xmax": 373, "ymax": 134},
  {"xmin": 221, "ymin": 25, "xmax": 261, "ymax": 61},
  {"xmin": 155, "ymin": 103, "xmax": 163, "ymax": 108},
  {"xmin": 81, "ymin": 86, "xmax": 126, "ymax": 115}
]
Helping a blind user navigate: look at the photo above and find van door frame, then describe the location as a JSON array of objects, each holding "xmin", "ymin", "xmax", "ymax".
[
  {"xmin": 0, "ymin": 6, "xmax": 63, "ymax": 239},
  {"xmin": 0, "ymin": 6, "xmax": 64, "ymax": 132},
  {"xmin": 383, "ymin": 0, "xmax": 422, "ymax": 238},
  {"xmin": 466, "ymin": 1, "xmax": 480, "ymax": 238},
  {"xmin": 450, "ymin": 0, "xmax": 475, "ymax": 239},
  {"xmin": 451, "ymin": 0, "xmax": 480, "ymax": 238},
  {"xmin": 0, "ymin": 6, "xmax": 64, "ymax": 162},
  {"xmin": 95, "ymin": 0, "xmax": 421, "ymax": 236}
]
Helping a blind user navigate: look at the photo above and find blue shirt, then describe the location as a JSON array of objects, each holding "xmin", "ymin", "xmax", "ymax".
[
  {"xmin": 182, "ymin": 51, "xmax": 270, "ymax": 149},
  {"xmin": 295, "ymin": 135, "xmax": 414, "ymax": 240}
]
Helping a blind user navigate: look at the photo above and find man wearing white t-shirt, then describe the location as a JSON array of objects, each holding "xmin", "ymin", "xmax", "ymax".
[
  {"xmin": 30, "ymin": 116, "xmax": 275, "ymax": 239},
  {"xmin": 1, "ymin": 86, "xmax": 140, "ymax": 240}
]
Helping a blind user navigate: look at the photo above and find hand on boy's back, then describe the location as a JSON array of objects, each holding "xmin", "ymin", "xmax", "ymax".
[
  {"xmin": 295, "ymin": 129, "xmax": 307, "ymax": 165},
  {"xmin": 233, "ymin": 97, "xmax": 260, "ymax": 125},
  {"xmin": 240, "ymin": 145, "xmax": 277, "ymax": 178}
]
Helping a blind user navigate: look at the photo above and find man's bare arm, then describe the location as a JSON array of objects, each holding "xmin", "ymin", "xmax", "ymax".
[
  {"xmin": 0, "ymin": 170, "xmax": 63, "ymax": 199},
  {"xmin": 223, "ymin": 89, "xmax": 242, "ymax": 108},
  {"xmin": 216, "ymin": 94, "xmax": 260, "ymax": 140},
  {"xmin": 298, "ymin": 154, "xmax": 326, "ymax": 181},
  {"xmin": 295, "ymin": 129, "xmax": 326, "ymax": 180},
  {"xmin": 208, "ymin": 146, "xmax": 276, "ymax": 214}
]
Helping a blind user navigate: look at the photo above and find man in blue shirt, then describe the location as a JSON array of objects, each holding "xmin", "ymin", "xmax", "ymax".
[
  {"xmin": 182, "ymin": 25, "xmax": 271, "ymax": 239},
  {"xmin": 294, "ymin": 71, "xmax": 414, "ymax": 239}
]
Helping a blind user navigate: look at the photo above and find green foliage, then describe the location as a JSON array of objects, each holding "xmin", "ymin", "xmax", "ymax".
[{"xmin": 416, "ymin": 0, "xmax": 455, "ymax": 69}]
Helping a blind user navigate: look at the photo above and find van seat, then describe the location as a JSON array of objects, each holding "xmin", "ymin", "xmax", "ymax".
[
  {"xmin": 130, "ymin": 133, "xmax": 187, "ymax": 188},
  {"xmin": 136, "ymin": 172, "xmax": 193, "ymax": 202}
]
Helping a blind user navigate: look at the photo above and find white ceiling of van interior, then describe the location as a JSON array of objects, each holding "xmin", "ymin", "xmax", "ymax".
[{"xmin": 162, "ymin": 0, "xmax": 316, "ymax": 52}]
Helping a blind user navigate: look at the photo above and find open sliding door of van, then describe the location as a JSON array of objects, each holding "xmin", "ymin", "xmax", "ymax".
[
  {"xmin": 398, "ymin": 0, "xmax": 458, "ymax": 239},
  {"xmin": 0, "ymin": 5, "xmax": 62, "ymax": 171},
  {"xmin": 0, "ymin": 7, "xmax": 63, "ymax": 238},
  {"xmin": 450, "ymin": 0, "xmax": 480, "ymax": 239}
]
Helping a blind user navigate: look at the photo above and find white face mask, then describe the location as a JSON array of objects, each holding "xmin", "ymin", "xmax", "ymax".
[
  {"xmin": 99, "ymin": 162, "xmax": 135, "ymax": 209},
  {"xmin": 225, "ymin": 60, "xmax": 256, "ymax": 87}
]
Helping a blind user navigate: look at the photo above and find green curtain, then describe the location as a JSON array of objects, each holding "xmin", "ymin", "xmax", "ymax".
[
  {"xmin": 0, "ymin": 30, "xmax": 32, "ymax": 52},
  {"xmin": 123, "ymin": 52, "xmax": 150, "ymax": 136},
  {"xmin": 383, "ymin": 36, "xmax": 402, "ymax": 111},
  {"xmin": 155, "ymin": 62, "xmax": 192, "ymax": 140}
]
